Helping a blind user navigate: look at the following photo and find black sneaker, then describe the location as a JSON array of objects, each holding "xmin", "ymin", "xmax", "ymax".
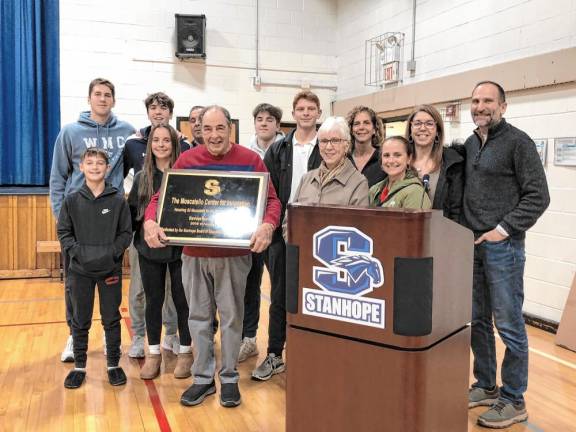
[
  {"xmin": 64, "ymin": 370, "xmax": 86, "ymax": 389},
  {"xmin": 108, "ymin": 367, "xmax": 127, "ymax": 386},
  {"xmin": 220, "ymin": 383, "xmax": 241, "ymax": 407},
  {"xmin": 181, "ymin": 381, "xmax": 216, "ymax": 406}
]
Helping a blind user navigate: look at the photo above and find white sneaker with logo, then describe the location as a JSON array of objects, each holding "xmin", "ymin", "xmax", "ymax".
[{"xmin": 238, "ymin": 336, "xmax": 259, "ymax": 363}]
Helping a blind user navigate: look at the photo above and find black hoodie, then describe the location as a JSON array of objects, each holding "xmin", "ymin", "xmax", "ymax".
[{"xmin": 57, "ymin": 182, "xmax": 132, "ymax": 278}]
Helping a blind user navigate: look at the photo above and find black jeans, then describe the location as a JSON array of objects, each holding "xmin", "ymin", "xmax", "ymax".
[
  {"xmin": 265, "ymin": 234, "xmax": 286, "ymax": 356},
  {"xmin": 68, "ymin": 269, "xmax": 122, "ymax": 368},
  {"xmin": 242, "ymin": 252, "xmax": 265, "ymax": 338},
  {"xmin": 138, "ymin": 255, "xmax": 191, "ymax": 346}
]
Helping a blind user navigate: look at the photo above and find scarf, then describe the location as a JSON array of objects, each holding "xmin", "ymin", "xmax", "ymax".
[{"xmin": 317, "ymin": 158, "xmax": 347, "ymax": 188}]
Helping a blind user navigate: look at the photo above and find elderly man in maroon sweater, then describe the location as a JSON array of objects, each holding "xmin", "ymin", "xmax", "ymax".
[{"xmin": 143, "ymin": 105, "xmax": 281, "ymax": 408}]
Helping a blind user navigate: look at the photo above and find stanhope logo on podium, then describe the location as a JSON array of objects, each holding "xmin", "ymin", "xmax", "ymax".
[{"xmin": 302, "ymin": 226, "xmax": 385, "ymax": 329}]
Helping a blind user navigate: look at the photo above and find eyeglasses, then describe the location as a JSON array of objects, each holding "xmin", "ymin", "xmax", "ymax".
[
  {"xmin": 411, "ymin": 120, "xmax": 436, "ymax": 129},
  {"xmin": 319, "ymin": 138, "xmax": 347, "ymax": 146}
]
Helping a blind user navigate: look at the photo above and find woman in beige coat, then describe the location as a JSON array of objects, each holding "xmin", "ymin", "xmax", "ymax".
[
  {"xmin": 283, "ymin": 116, "xmax": 368, "ymax": 238},
  {"xmin": 292, "ymin": 116, "xmax": 369, "ymax": 207}
]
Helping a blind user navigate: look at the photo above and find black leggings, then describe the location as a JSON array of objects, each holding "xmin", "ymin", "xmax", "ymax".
[{"xmin": 138, "ymin": 255, "xmax": 191, "ymax": 346}]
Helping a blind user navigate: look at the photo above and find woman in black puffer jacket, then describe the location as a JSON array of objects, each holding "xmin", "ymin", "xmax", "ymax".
[{"xmin": 405, "ymin": 104, "xmax": 464, "ymax": 223}]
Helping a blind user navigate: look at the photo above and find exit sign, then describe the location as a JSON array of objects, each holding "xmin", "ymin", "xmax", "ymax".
[{"xmin": 383, "ymin": 61, "xmax": 399, "ymax": 84}]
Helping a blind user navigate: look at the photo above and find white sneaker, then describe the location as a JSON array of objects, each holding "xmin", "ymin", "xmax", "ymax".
[
  {"xmin": 238, "ymin": 336, "xmax": 259, "ymax": 363},
  {"xmin": 128, "ymin": 334, "xmax": 145, "ymax": 358},
  {"xmin": 161, "ymin": 334, "xmax": 180, "ymax": 354},
  {"xmin": 61, "ymin": 335, "xmax": 74, "ymax": 362}
]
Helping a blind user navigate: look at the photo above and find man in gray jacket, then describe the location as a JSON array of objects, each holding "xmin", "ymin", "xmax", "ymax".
[
  {"xmin": 464, "ymin": 81, "xmax": 549, "ymax": 429},
  {"xmin": 50, "ymin": 78, "xmax": 135, "ymax": 363}
]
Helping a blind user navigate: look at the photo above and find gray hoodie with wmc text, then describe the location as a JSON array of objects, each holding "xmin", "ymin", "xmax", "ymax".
[{"xmin": 49, "ymin": 111, "xmax": 135, "ymax": 218}]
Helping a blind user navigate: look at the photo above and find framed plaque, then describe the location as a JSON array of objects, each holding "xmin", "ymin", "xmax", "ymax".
[
  {"xmin": 157, "ymin": 169, "xmax": 269, "ymax": 247},
  {"xmin": 554, "ymin": 137, "xmax": 576, "ymax": 166},
  {"xmin": 533, "ymin": 138, "xmax": 547, "ymax": 166}
]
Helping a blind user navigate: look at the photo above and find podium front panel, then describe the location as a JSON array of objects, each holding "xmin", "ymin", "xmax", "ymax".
[{"xmin": 286, "ymin": 204, "xmax": 473, "ymax": 349}]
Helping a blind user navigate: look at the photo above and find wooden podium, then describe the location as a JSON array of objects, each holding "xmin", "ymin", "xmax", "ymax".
[{"xmin": 285, "ymin": 204, "xmax": 473, "ymax": 432}]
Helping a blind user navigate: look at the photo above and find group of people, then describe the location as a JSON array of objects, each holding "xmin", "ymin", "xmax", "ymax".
[{"xmin": 50, "ymin": 77, "xmax": 549, "ymax": 429}]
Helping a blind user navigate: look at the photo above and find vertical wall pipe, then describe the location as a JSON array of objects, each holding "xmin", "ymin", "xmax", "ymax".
[{"xmin": 408, "ymin": 0, "xmax": 417, "ymax": 73}]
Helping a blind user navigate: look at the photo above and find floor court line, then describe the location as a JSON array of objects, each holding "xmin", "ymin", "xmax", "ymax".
[
  {"xmin": 529, "ymin": 345, "xmax": 576, "ymax": 369},
  {"xmin": 0, "ymin": 319, "xmax": 68, "ymax": 328},
  {"xmin": 123, "ymin": 316, "xmax": 172, "ymax": 432},
  {"xmin": 0, "ymin": 297, "xmax": 63, "ymax": 304},
  {"xmin": 494, "ymin": 334, "xmax": 576, "ymax": 370}
]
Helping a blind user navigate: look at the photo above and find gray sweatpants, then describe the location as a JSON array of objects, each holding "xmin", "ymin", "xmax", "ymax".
[
  {"xmin": 182, "ymin": 254, "xmax": 251, "ymax": 384},
  {"xmin": 129, "ymin": 242, "xmax": 178, "ymax": 337}
]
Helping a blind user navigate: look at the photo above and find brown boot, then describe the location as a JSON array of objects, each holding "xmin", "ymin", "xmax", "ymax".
[
  {"xmin": 174, "ymin": 352, "xmax": 194, "ymax": 379},
  {"xmin": 140, "ymin": 354, "xmax": 161, "ymax": 380}
]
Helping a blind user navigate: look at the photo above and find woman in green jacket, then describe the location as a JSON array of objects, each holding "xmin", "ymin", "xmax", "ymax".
[{"xmin": 369, "ymin": 136, "xmax": 431, "ymax": 209}]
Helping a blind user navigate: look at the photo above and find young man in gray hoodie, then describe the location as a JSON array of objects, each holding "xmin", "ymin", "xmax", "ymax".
[{"xmin": 50, "ymin": 77, "xmax": 135, "ymax": 363}]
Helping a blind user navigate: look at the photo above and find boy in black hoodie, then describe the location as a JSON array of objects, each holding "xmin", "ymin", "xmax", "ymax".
[{"xmin": 58, "ymin": 148, "xmax": 132, "ymax": 389}]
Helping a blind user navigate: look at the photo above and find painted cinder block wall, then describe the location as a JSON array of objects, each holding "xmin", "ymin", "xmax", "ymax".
[
  {"xmin": 59, "ymin": 0, "xmax": 576, "ymax": 322},
  {"xmin": 335, "ymin": 0, "xmax": 576, "ymax": 323},
  {"xmin": 59, "ymin": 0, "xmax": 338, "ymax": 145},
  {"xmin": 336, "ymin": 0, "xmax": 576, "ymax": 100}
]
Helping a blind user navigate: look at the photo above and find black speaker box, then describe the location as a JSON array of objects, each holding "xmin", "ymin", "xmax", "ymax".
[
  {"xmin": 393, "ymin": 257, "xmax": 434, "ymax": 336},
  {"xmin": 175, "ymin": 14, "xmax": 206, "ymax": 59}
]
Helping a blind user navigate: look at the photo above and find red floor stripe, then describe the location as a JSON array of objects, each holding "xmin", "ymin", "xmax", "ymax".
[
  {"xmin": 123, "ymin": 316, "xmax": 172, "ymax": 432},
  {"xmin": 0, "ymin": 315, "xmax": 131, "ymax": 328}
]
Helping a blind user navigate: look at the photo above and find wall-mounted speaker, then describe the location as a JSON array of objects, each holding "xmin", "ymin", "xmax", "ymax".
[{"xmin": 175, "ymin": 14, "xmax": 206, "ymax": 60}]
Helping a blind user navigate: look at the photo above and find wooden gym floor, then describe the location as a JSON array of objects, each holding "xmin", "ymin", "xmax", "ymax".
[{"xmin": 0, "ymin": 275, "xmax": 575, "ymax": 432}]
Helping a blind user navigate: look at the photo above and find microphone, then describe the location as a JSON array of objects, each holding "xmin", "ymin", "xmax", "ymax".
[
  {"xmin": 420, "ymin": 174, "xmax": 430, "ymax": 208},
  {"xmin": 422, "ymin": 174, "xmax": 430, "ymax": 192}
]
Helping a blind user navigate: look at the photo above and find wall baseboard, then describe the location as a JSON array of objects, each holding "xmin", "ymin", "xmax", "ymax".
[{"xmin": 524, "ymin": 313, "xmax": 558, "ymax": 334}]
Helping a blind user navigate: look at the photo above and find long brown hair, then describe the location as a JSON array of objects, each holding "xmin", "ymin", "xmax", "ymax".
[
  {"xmin": 405, "ymin": 104, "xmax": 444, "ymax": 169},
  {"xmin": 136, "ymin": 124, "xmax": 181, "ymax": 220}
]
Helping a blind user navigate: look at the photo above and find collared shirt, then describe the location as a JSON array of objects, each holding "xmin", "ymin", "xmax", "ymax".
[{"xmin": 289, "ymin": 133, "xmax": 317, "ymax": 203}]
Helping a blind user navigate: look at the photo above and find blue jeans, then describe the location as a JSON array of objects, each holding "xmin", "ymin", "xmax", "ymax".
[{"xmin": 471, "ymin": 237, "xmax": 528, "ymax": 404}]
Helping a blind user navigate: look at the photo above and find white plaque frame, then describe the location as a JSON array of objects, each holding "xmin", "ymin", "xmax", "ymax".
[
  {"xmin": 533, "ymin": 138, "xmax": 547, "ymax": 166},
  {"xmin": 554, "ymin": 137, "xmax": 576, "ymax": 166}
]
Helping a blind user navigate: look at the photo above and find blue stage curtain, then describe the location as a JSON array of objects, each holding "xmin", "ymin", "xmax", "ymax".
[{"xmin": 0, "ymin": 0, "xmax": 60, "ymax": 185}]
